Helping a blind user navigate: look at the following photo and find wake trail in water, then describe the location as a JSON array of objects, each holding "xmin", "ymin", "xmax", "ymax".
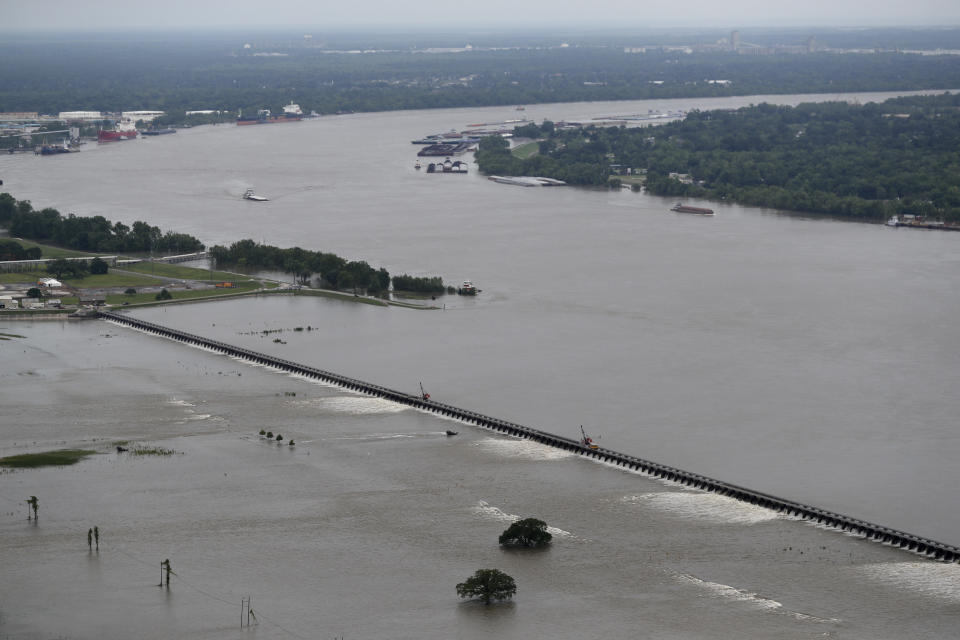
[
  {"xmin": 673, "ymin": 572, "xmax": 841, "ymax": 623},
  {"xmin": 472, "ymin": 500, "xmax": 574, "ymax": 538}
]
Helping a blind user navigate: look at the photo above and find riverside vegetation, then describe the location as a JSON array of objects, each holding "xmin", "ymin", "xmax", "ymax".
[
  {"xmin": 3, "ymin": 29, "xmax": 960, "ymax": 127},
  {"xmin": 0, "ymin": 194, "xmax": 445, "ymax": 296},
  {"xmin": 476, "ymin": 93, "xmax": 960, "ymax": 222}
]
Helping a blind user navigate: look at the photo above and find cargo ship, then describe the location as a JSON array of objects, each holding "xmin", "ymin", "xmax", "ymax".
[
  {"xmin": 670, "ymin": 202, "xmax": 714, "ymax": 215},
  {"xmin": 237, "ymin": 103, "xmax": 303, "ymax": 126},
  {"xmin": 98, "ymin": 124, "xmax": 138, "ymax": 142}
]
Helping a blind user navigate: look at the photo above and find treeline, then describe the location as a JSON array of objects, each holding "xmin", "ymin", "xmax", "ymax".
[
  {"xmin": 0, "ymin": 193, "xmax": 205, "ymax": 253},
  {"xmin": 0, "ymin": 238, "xmax": 41, "ymax": 261},
  {"xmin": 209, "ymin": 239, "xmax": 392, "ymax": 293},
  {"xmin": 3, "ymin": 34, "xmax": 960, "ymax": 118},
  {"xmin": 210, "ymin": 240, "xmax": 446, "ymax": 294},
  {"xmin": 391, "ymin": 275, "xmax": 445, "ymax": 294},
  {"xmin": 478, "ymin": 94, "xmax": 960, "ymax": 221}
]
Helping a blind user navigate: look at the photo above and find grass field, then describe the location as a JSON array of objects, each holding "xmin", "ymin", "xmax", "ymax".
[
  {"xmin": 0, "ymin": 449, "xmax": 97, "ymax": 468},
  {"xmin": 511, "ymin": 141, "xmax": 540, "ymax": 159},
  {"xmin": 0, "ymin": 270, "xmax": 165, "ymax": 287},
  {"xmin": 122, "ymin": 262, "xmax": 253, "ymax": 282}
]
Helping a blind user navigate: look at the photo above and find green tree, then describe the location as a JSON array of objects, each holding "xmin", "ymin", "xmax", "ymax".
[
  {"xmin": 46, "ymin": 258, "xmax": 72, "ymax": 278},
  {"xmin": 498, "ymin": 518, "xmax": 553, "ymax": 548},
  {"xmin": 155, "ymin": 288, "xmax": 172, "ymax": 300},
  {"xmin": 89, "ymin": 257, "xmax": 108, "ymax": 275},
  {"xmin": 456, "ymin": 568, "xmax": 517, "ymax": 605},
  {"xmin": 27, "ymin": 287, "xmax": 43, "ymax": 299}
]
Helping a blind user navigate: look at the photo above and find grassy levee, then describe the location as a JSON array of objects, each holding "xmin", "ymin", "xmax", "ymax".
[
  {"xmin": 0, "ymin": 449, "xmax": 96, "ymax": 468},
  {"xmin": 290, "ymin": 288, "xmax": 389, "ymax": 307},
  {"xmin": 106, "ymin": 280, "xmax": 269, "ymax": 306},
  {"xmin": 0, "ymin": 308, "xmax": 73, "ymax": 316},
  {"xmin": 5, "ymin": 239, "xmax": 117, "ymax": 260}
]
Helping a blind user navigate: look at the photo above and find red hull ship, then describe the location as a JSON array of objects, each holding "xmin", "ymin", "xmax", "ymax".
[{"xmin": 98, "ymin": 128, "xmax": 138, "ymax": 142}]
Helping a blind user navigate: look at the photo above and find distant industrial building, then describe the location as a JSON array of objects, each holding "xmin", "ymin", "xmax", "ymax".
[
  {"xmin": 0, "ymin": 112, "xmax": 40, "ymax": 122},
  {"xmin": 58, "ymin": 111, "xmax": 103, "ymax": 121},
  {"xmin": 122, "ymin": 110, "xmax": 165, "ymax": 122}
]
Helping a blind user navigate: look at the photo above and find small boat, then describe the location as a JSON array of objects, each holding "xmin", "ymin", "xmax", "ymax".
[
  {"xmin": 670, "ymin": 202, "xmax": 714, "ymax": 215},
  {"xmin": 580, "ymin": 425, "xmax": 599, "ymax": 450},
  {"xmin": 445, "ymin": 430, "xmax": 458, "ymax": 436},
  {"xmin": 37, "ymin": 143, "xmax": 75, "ymax": 155},
  {"xmin": 415, "ymin": 160, "xmax": 421, "ymax": 170},
  {"xmin": 243, "ymin": 188, "xmax": 268, "ymax": 201},
  {"xmin": 420, "ymin": 381, "xmax": 431, "ymax": 401}
]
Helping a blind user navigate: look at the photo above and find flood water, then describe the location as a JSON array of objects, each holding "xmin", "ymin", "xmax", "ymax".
[{"xmin": 2, "ymin": 90, "xmax": 960, "ymax": 639}]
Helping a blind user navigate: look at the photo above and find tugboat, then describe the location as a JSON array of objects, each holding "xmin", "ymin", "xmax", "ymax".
[
  {"xmin": 457, "ymin": 281, "xmax": 479, "ymax": 295},
  {"xmin": 242, "ymin": 188, "xmax": 268, "ymax": 201},
  {"xmin": 580, "ymin": 425, "xmax": 599, "ymax": 450}
]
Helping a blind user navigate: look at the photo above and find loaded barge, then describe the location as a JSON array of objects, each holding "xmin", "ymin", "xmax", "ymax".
[
  {"xmin": 671, "ymin": 203, "xmax": 714, "ymax": 215},
  {"xmin": 886, "ymin": 215, "xmax": 960, "ymax": 231}
]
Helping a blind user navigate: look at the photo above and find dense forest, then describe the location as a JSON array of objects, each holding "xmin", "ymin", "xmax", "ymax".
[
  {"xmin": 2, "ymin": 29, "xmax": 960, "ymax": 120},
  {"xmin": 476, "ymin": 93, "xmax": 960, "ymax": 222},
  {"xmin": 0, "ymin": 193, "xmax": 204, "ymax": 253}
]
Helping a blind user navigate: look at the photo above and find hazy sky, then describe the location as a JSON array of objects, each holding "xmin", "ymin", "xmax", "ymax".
[{"xmin": 5, "ymin": 0, "xmax": 960, "ymax": 31}]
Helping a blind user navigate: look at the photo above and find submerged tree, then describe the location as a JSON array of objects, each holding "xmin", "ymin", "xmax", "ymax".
[
  {"xmin": 499, "ymin": 518, "xmax": 552, "ymax": 548},
  {"xmin": 456, "ymin": 568, "xmax": 517, "ymax": 605},
  {"xmin": 26, "ymin": 496, "xmax": 38, "ymax": 520},
  {"xmin": 160, "ymin": 559, "xmax": 174, "ymax": 587}
]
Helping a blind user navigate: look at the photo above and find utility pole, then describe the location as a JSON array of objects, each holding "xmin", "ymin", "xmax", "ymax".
[{"xmin": 241, "ymin": 597, "xmax": 256, "ymax": 627}]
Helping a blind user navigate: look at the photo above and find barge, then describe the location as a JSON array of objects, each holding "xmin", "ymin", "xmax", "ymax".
[{"xmin": 671, "ymin": 203, "xmax": 714, "ymax": 215}]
